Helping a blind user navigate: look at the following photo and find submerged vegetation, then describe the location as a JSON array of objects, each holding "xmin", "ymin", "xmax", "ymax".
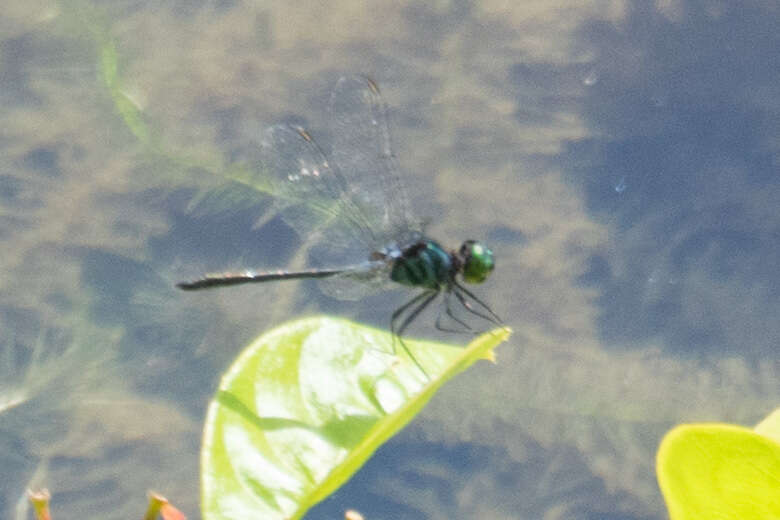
[{"xmin": 0, "ymin": 1, "xmax": 777, "ymax": 519}]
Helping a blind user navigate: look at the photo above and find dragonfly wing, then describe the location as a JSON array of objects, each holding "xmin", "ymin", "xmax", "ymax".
[
  {"xmin": 317, "ymin": 260, "xmax": 395, "ymax": 300},
  {"xmin": 329, "ymin": 76, "xmax": 423, "ymax": 248},
  {"xmin": 267, "ymin": 125, "xmax": 374, "ymax": 236},
  {"xmin": 231, "ymin": 124, "xmax": 378, "ymax": 267}
]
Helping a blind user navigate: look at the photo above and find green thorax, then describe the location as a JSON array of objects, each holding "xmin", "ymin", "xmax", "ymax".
[{"xmin": 390, "ymin": 240, "xmax": 454, "ymax": 289}]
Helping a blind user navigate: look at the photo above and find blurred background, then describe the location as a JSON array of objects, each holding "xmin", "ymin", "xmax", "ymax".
[{"xmin": 1, "ymin": 1, "xmax": 778, "ymax": 518}]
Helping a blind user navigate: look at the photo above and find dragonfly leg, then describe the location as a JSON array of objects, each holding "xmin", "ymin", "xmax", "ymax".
[
  {"xmin": 390, "ymin": 291, "xmax": 433, "ymax": 354},
  {"xmin": 453, "ymin": 285, "xmax": 503, "ymax": 327},
  {"xmin": 391, "ymin": 290, "xmax": 439, "ymax": 378},
  {"xmin": 453, "ymin": 281, "xmax": 503, "ymax": 325},
  {"xmin": 435, "ymin": 290, "xmax": 474, "ymax": 334}
]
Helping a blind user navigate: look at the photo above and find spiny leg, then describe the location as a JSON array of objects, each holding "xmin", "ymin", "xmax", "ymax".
[
  {"xmin": 453, "ymin": 280, "xmax": 503, "ymax": 325},
  {"xmin": 392, "ymin": 290, "xmax": 439, "ymax": 378},
  {"xmin": 453, "ymin": 286, "xmax": 503, "ymax": 327},
  {"xmin": 390, "ymin": 291, "xmax": 433, "ymax": 355},
  {"xmin": 435, "ymin": 290, "xmax": 474, "ymax": 334}
]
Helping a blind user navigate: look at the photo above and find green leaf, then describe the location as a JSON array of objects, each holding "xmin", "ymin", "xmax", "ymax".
[
  {"xmin": 201, "ymin": 316, "xmax": 510, "ymax": 520},
  {"xmin": 755, "ymin": 408, "xmax": 780, "ymax": 444},
  {"xmin": 656, "ymin": 411, "xmax": 780, "ymax": 520}
]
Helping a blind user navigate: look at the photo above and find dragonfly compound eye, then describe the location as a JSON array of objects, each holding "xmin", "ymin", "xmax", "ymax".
[{"xmin": 460, "ymin": 240, "xmax": 495, "ymax": 284}]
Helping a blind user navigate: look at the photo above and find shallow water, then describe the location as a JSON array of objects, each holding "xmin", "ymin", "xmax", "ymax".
[{"xmin": 1, "ymin": 1, "xmax": 778, "ymax": 519}]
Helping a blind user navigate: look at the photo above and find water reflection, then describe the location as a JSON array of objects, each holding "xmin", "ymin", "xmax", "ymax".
[{"xmin": 0, "ymin": 1, "xmax": 778, "ymax": 519}]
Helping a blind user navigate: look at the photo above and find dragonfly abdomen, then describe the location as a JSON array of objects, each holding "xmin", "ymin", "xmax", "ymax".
[{"xmin": 390, "ymin": 240, "xmax": 453, "ymax": 290}]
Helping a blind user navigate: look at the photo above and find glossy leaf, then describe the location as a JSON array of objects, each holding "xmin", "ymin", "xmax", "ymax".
[
  {"xmin": 656, "ymin": 410, "xmax": 780, "ymax": 520},
  {"xmin": 201, "ymin": 316, "xmax": 510, "ymax": 520}
]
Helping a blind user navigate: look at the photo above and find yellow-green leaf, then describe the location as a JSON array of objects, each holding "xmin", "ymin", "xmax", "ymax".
[
  {"xmin": 201, "ymin": 316, "xmax": 510, "ymax": 520},
  {"xmin": 755, "ymin": 408, "xmax": 780, "ymax": 444},
  {"xmin": 656, "ymin": 416, "xmax": 780, "ymax": 520}
]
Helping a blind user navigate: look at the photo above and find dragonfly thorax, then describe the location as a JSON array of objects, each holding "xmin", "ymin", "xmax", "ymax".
[
  {"xmin": 388, "ymin": 239, "xmax": 496, "ymax": 289},
  {"xmin": 389, "ymin": 239, "xmax": 454, "ymax": 290}
]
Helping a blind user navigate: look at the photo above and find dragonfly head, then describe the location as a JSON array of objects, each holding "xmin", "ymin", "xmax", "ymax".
[{"xmin": 458, "ymin": 240, "xmax": 495, "ymax": 284}]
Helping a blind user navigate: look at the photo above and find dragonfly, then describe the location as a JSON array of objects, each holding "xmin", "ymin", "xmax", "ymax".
[{"xmin": 177, "ymin": 75, "xmax": 502, "ymax": 377}]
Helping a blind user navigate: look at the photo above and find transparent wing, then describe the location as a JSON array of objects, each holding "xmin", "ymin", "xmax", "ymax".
[
  {"xmin": 329, "ymin": 75, "xmax": 423, "ymax": 249},
  {"xmin": 264, "ymin": 125, "xmax": 377, "ymax": 243},
  {"xmin": 219, "ymin": 78, "xmax": 423, "ymax": 298},
  {"xmin": 230, "ymin": 124, "xmax": 378, "ymax": 269},
  {"xmin": 317, "ymin": 259, "xmax": 396, "ymax": 300}
]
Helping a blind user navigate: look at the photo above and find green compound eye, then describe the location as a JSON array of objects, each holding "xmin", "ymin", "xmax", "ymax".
[{"xmin": 460, "ymin": 240, "xmax": 495, "ymax": 284}]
